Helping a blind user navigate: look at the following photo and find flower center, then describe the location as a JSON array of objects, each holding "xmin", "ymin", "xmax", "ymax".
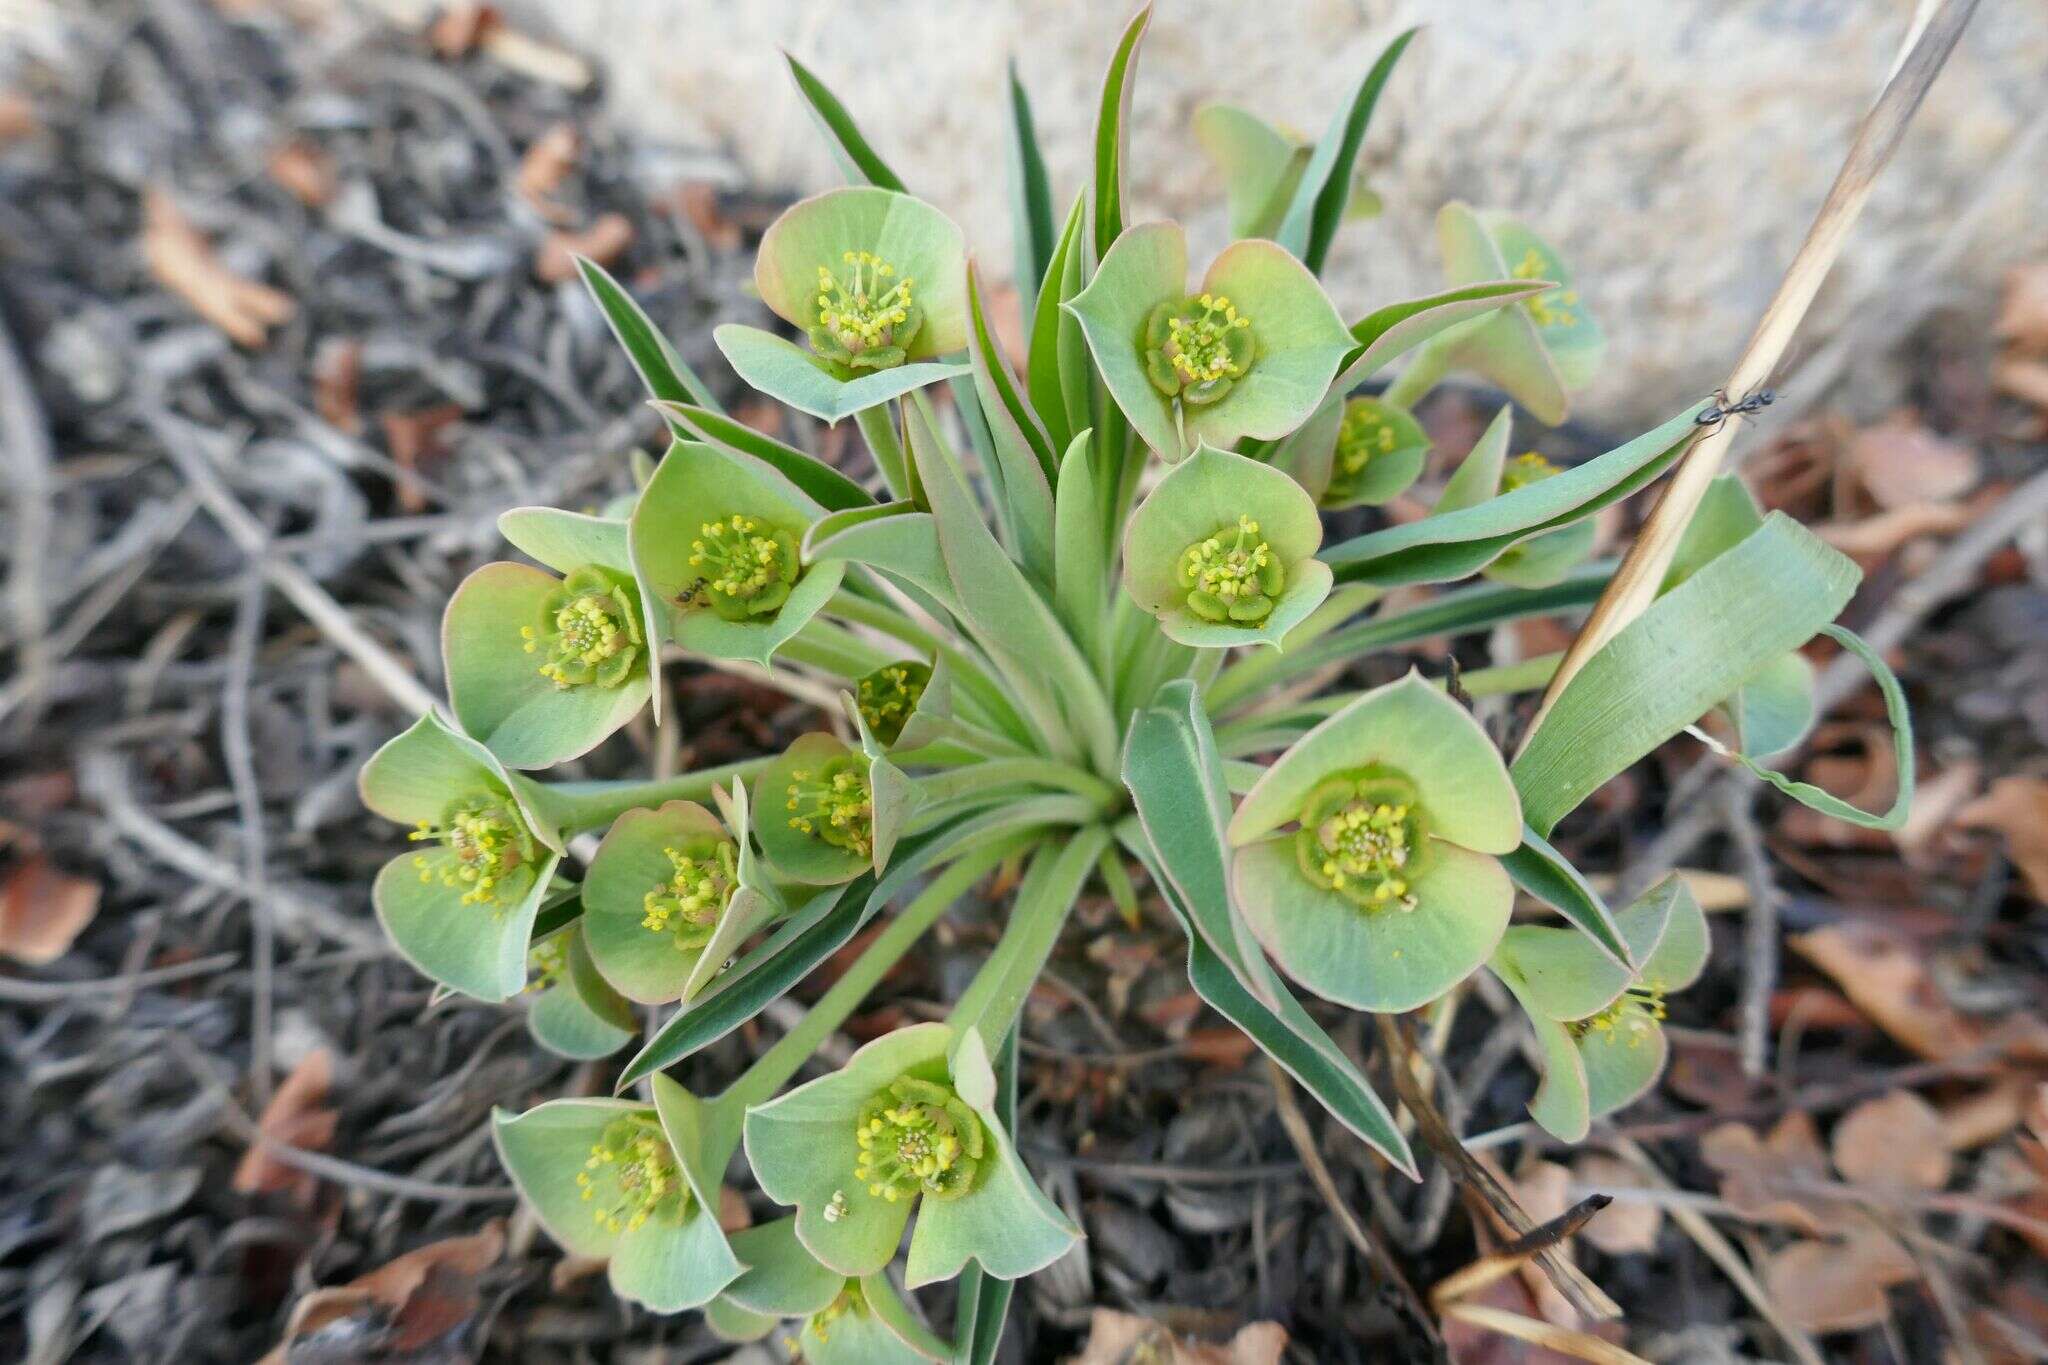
[
  {"xmin": 1143, "ymin": 293, "xmax": 1256, "ymax": 404},
  {"xmin": 786, "ymin": 756, "xmax": 874, "ymax": 859},
  {"xmin": 520, "ymin": 567, "xmax": 642, "ymax": 690},
  {"xmin": 409, "ymin": 795, "xmax": 535, "ymax": 911},
  {"xmin": 1177, "ymin": 516, "xmax": 1284, "ymax": 625},
  {"xmin": 853, "ymin": 1075, "xmax": 984, "ymax": 1203},
  {"xmin": 806, "ymin": 1281, "xmax": 868, "ymax": 1346},
  {"xmin": 1294, "ymin": 768, "xmax": 1427, "ymax": 912},
  {"xmin": 1511, "ymin": 247, "xmax": 1582, "ymax": 330},
  {"xmin": 1500, "ymin": 451, "xmax": 1561, "ymax": 494},
  {"xmin": 809, "ymin": 250, "xmax": 923, "ymax": 369},
  {"xmin": 1568, "ymin": 986, "xmax": 1668, "ymax": 1047},
  {"xmin": 641, "ymin": 839, "xmax": 738, "ymax": 948},
  {"xmin": 688, "ymin": 514, "xmax": 802, "ymax": 621},
  {"xmin": 856, "ymin": 661, "xmax": 930, "ymax": 746},
  {"xmin": 1335, "ymin": 398, "xmax": 1400, "ymax": 479},
  {"xmin": 526, "ymin": 933, "xmax": 568, "ymax": 992},
  {"xmin": 575, "ymin": 1116, "xmax": 687, "ymax": 1235}
]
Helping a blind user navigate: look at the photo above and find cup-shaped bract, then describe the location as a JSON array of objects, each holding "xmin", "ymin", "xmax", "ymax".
[
  {"xmin": 1067, "ymin": 222, "xmax": 1354, "ymax": 460},
  {"xmin": 756, "ymin": 733, "xmax": 904, "ymax": 885},
  {"xmin": 1123, "ymin": 444, "xmax": 1333, "ymax": 650},
  {"xmin": 743, "ymin": 1024, "xmax": 1077, "ymax": 1288},
  {"xmin": 1434, "ymin": 202, "xmax": 1603, "ymax": 426},
  {"xmin": 492, "ymin": 1077, "xmax": 743, "ymax": 1312},
  {"xmin": 525, "ymin": 922, "xmax": 636, "ymax": 1060},
  {"xmin": 359, "ymin": 712, "xmax": 565, "ymax": 1001},
  {"xmin": 1285, "ymin": 394, "xmax": 1431, "ymax": 510},
  {"xmin": 629, "ymin": 441, "xmax": 845, "ymax": 668},
  {"xmin": 756, "ymin": 186, "xmax": 969, "ymax": 368},
  {"xmin": 1226, "ymin": 673, "xmax": 1522, "ymax": 1012},
  {"xmin": 1191, "ymin": 104, "xmax": 1311, "ymax": 240},
  {"xmin": 718, "ymin": 1218, "xmax": 945, "ymax": 1363},
  {"xmin": 1491, "ymin": 876, "xmax": 1710, "ymax": 1142},
  {"xmin": 444, "ymin": 561, "xmax": 650, "ymax": 770},
  {"xmin": 581, "ymin": 797, "xmax": 780, "ymax": 1005},
  {"xmin": 854, "ymin": 660, "xmax": 932, "ymax": 748}
]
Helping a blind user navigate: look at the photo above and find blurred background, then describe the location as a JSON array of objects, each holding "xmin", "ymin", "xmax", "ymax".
[{"xmin": 2, "ymin": 2, "xmax": 2045, "ymax": 1362}]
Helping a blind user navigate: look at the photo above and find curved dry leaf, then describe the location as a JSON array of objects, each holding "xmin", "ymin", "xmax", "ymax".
[
  {"xmin": 1846, "ymin": 413, "xmax": 1978, "ymax": 511},
  {"xmin": 1700, "ymin": 1112, "xmax": 1830, "ymax": 1233},
  {"xmin": 262, "ymin": 1220, "xmax": 506, "ymax": 1363},
  {"xmin": 1955, "ymin": 776, "xmax": 2048, "ymax": 904},
  {"xmin": 233, "ymin": 1049, "xmax": 338, "ymax": 1205},
  {"xmin": 1763, "ymin": 1231, "xmax": 1916, "ymax": 1335},
  {"xmin": 1570, "ymin": 1155, "xmax": 1662, "ymax": 1256},
  {"xmin": 1832, "ymin": 1090, "xmax": 1951, "ymax": 1191},
  {"xmin": 1790, "ymin": 922, "xmax": 2000, "ymax": 1062},
  {"xmin": 1071, "ymin": 1309, "xmax": 1288, "ymax": 1365},
  {"xmin": 142, "ymin": 187, "xmax": 296, "ymax": 348},
  {"xmin": 0, "ymin": 853, "xmax": 100, "ymax": 965}
]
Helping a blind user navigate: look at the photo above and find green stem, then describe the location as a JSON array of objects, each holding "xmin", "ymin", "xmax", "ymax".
[
  {"xmin": 718, "ymin": 834, "xmax": 1034, "ymax": 1111},
  {"xmin": 945, "ymin": 825, "xmax": 1110, "ymax": 1051},
  {"xmin": 784, "ymin": 619, "xmax": 898, "ymax": 679},
  {"xmin": 1380, "ymin": 332, "xmax": 1451, "ymax": 412},
  {"xmin": 857, "ymin": 403, "xmax": 912, "ymax": 503},
  {"xmin": 527, "ymin": 758, "xmax": 776, "ymax": 835},
  {"xmin": 827, "ymin": 587, "xmax": 942, "ymax": 657}
]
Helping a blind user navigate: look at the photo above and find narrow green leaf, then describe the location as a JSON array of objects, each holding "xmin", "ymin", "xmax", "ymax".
[
  {"xmin": 1089, "ymin": 5, "xmax": 1152, "ymax": 260},
  {"xmin": 574, "ymin": 256, "xmax": 724, "ymax": 414},
  {"xmin": 965, "ymin": 261, "xmax": 1056, "ymax": 580},
  {"xmin": 714, "ymin": 324, "xmax": 968, "ymax": 425},
  {"xmin": 951, "ymin": 1019, "xmax": 1023, "ymax": 1364},
  {"xmin": 1513, "ymin": 513, "xmax": 1861, "ymax": 835},
  {"xmin": 1051, "ymin": 430, "xmax": 1104, "ymax": 662},
  {"xmin": 1275, "ymin": 28, "xmax": 1417, "ymax": 272},
  {"xmin": 1028, "ymin": 194, "xmax": 1090, "ymax": 453},
  {"xmin": 784, "ymin": 52, "xmax": 907, "ymax": 191},
  {"xmin": 651, "ymin": 401, "xmax": 870, "ymax": 511},
  {"xmin": 946, "ymin": 828, "xmax": 1108, "ymax": 1058},
  {"xmin": 1499, "ymin": 827, "xmax": 1630, "ymax": 967},
  {"xmin": 1005, "ymin": 62, "xmax": 1057, "ymax": 321},
  {"xmin": 1336, "ymin": 279, "xmax": 1551, "ymax": 393}
]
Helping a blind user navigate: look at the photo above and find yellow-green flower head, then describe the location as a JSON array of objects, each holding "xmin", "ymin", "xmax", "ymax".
[
  {"xmin": 1511, "ymin": 245, "xmax": 1584, "ymax": 331},
  {"xmin": 804, "ymin": 1280, "xmax": 869, "ymax": 1346},
  {"xmin": 1336, "ymin": 398, "xmax": 1400, "ymax": 478},
  {"xmin": 1143, "ymin": 292, "xmax": 1257, "ymax": 406},
  {"xmin": 1177, "ymin": 516, "xmax": 1285, "ymax": 625},
  {"xmin": 1500, "ymin": 451, "xmax": 1561, "ymax": 494},
  {"xmin": 519, "ymin": 566, "xmax": 643, "ymax": 690},
  {"xmin": 408, "ymin": 794, "xmax": 537, "ymax": 912},
  {"xmin": 1295, "ymin": 768, "xmax": 1427, "ymax": 912},
  {"xmin": 855, "ymin": 661, "xmax": 931, "ymax": 747},
  {"xmin": 526, "ymin": 932, "xmax": 569, "ymax": 993},
  {"xmin": 808, "ymin": 250, "xmax": 925, "ymax": 371},
  {"xmin": 574, "ymin": 1115, "xmax": 690, "ymax": 1236},
  {"xmin": 1567, "ymin": 985, "xmax": 1668, "ymax": 1048},
  {"xmin": 687, "ymin": 513, "xmax": 802, "ymax": 622},
  {"xmin": 786, "ymin": 755, "xmax": 874, "ymax": 859},
  {"xmin": 641, "ymin": 839, "xmax": 739, "ymax": 948},
  {"xmin": 853, "ymin": 1075, "xmax": 984, "ymax": 1204}
]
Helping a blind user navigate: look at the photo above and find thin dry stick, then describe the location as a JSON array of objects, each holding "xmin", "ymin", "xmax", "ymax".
[{"xmin": 1519, "ymin": 0, "xmax": 1981, "ymax": 754}]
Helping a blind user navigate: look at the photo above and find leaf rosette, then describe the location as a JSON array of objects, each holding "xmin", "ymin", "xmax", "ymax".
[
  {"xmin": 742, "ymin": 1023, "xmax": 1077, "ymax": 1287},
  {"xmin": 1490, "ymin": 876, "xmax": 1710, "ymax": 1141},
  {"xmin": 1067, "ymin": 222, "xmax": 1353, "ymax": 459},
  {"xmin": 1122, "ymin": 443, "xmax": 1333, "ymax": 650},
  {"xmin": 359, "ymin": 711, "xmax": 566, "ymax": 1001},
  {"xmin": 1226, "ymin": 673, "xmax": 1522, "ymax": 1011}
]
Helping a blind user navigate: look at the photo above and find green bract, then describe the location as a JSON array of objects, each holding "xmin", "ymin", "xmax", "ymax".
[
  {"xmin": 1122, "ymin": 443, "xmax": 1332, "ymax": 649},
  {"xmin": 1491, "ymin": 876, "xmax": 1710, "ymax": 1141},
  {"xmin": 1227, "ymin": 674, "xmax": 1521, "ymax": 1011},
  {"xmin": 755, "ymin": 732, "xmax": 908, "ymax": 884},
  {"xmin": 1068, "ymin": 223, "xmax": 1353, "ymax": 459},
  {"xmin": 712, "ymin": 1218, "xmax": 946, "ymax": 1361},
  {"xmin": 743, "ymin": 1024, "xmax": 1077, "ymax": 1287},
  {"xmin": 525, "ymin": 923, "xmax": 636, "ymax": 1059}
]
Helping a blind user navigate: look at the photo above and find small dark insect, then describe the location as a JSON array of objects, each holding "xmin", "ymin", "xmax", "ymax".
[
  {"xmin": 673, "ymin": 583, "xmax": 704, "ymax": 609},
  {"xmin": 1695, "ymin": 386, "xmax": 1775, "ymax": 427}
]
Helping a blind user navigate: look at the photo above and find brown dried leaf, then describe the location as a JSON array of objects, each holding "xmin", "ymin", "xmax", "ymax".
[
  {"xmin": 1701, "ymin": 1112, "xmax": 1831, "ymax": 1233},
  {"xmin": 1995, "ymin": 261, "xmax": 2048, "ymax": 354},
  {"xmin": 0, "ymin": 92, "xmax": 35, "ymax": 142},
  {"xmin": 266, "ymin": 139, "xmax": 335, "ymax": 208},
  {"xmin": 233, "ymin": 1049, "xmax": 338, "ymax": 1205},
  {"xmin": 535, "ymin": 212, "xmax": 634, "ymax": 282},
  {"xmin": 1070, "ymin": 1309, "xmax": 1288, "ymax": 1365},
  {"xmin": 1814, "ymin": 500, "xmax": 1978, "ymax": 558},
  {"xmin": 1846, "ymin": 413, "xmax": 1978, "ymax": 510},
  {"xmin": 1894, "ymin": 759, "xmax": 1980, "ymax": 863},
  {"xmin": 262, "ymin": 1220, "xmax": 505, "ymax": 1363},
  {"xmin": 1181, "ymin": 1027, "xmax": 1257, "ymax": 1072},
  {"xmin": 1832, "ymin": 1090, "xmax": 1951, "ymax": 1190},
  {"xmin": 0, "ymin": 854, "xmax": 101, "ymax": 965},
  {"xmin": 382, "ymin": 404, "xmax": 463, "ymax": 514},
  {"xmin": 516, "ymin": 123, "xmax": 581, "ymax": 224},
  {"xmin": 311, "ymin": 337, "xmax": 363, "ymax": 435},
  {"xmin": 142, "ymin": 187, "xmax": 296, "ymax": 347},
  {"xmin": 1570, "ymin": 1155, "xmax": 1662, "ymax": 1256},
  {"xmin": 427, "ymin": 3, "xmax": 499, "ymax": 58},
  {"xmin": 1937, "ymin": 1080, "xmax": 2029, "ymax": 1152},
  {"xmin": 1763, "ymin": 1232, "xmax": 1917, "ymax": 1335},
  {"xmin": 1955, "ymin": 776, "xmax": 2048, "ymax": 903},
  {"xmin": 1789, "ymin": 921, "xmax": 1993, "ymax": 1062},
  {"xmin": 1992, "ymin": 355, "xmax": 2048, "ymax": 413}
]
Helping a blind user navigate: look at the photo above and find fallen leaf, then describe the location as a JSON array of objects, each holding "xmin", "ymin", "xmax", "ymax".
[
  {"xmin": 1846, "ymin": 413, "xmax": 1978, "ymax": 511},
  {"xmin": 266, "ymin": 139, "xmax": 336, "ymax": 208},
  {"xmin": 1570, "ymin": 1155, "xmax": 1662, "ymax": 1256},
  {"xmin": 1894, "ymin": 759, "xmax": 1980, "ymax": 863},
  {"xmin": 1181, "ymin": 1027, "xmax": 1256, "ymax": 1072},
  {"xmin": 1993, "ymin": 355, "xmax": 2048, "ymax": 413},
  {"xmin": 535, "ymin": 212, "xmax": 634, "ymax": 282},
  {"xmin": 1832, "ymin": 1090, "xmax": 1951, "ymax": 1191},
  {"xmin": 1701, "ymin": 1112, "xmax": 1832, "ymax": 1232},
  {"xmin": 311, "ymin": 337, "xmax": 363, "ymax": 435},
  {"xmin": 1763, "ymin": 1231, "xmax": 1917, "ymax": 1334},
  {"xmin": 515, "ymin": 123, "xmax": 581, "ymax": 224},
  {"xmin": 1790, "ymin": 921, "xmax": 1994, "ymax": 1062},
  {"xmin": 142, "ymin": 187, "xmax": 296, "ymax": 347},
  {"xmin": 1814, "ymin": 500, "xmax": 1978, "ymax": 558},
  {"xmin": 427, "ymin": 3, "xmax": 498, "ymax": 58},
  {"xmin": 1955, "ymin": 776, "xmax": 2048, "ymax": 903},
  {"xmin": 382, "ymin": 404, "xmax": 464, "ymax": 513},
  {"xmin": 261, "ymin": 1220, "xmax": 505, "ymax": 1364},
  {"xmin": 1937, "ymin": 1080, "xmax": 2029, "ymax": 1151},
  {"xmin": 0, "ymin": 853, "xmax": 101, "ymax": 964},
  {"xmin": 1995, "ymin": 261, "xmax": 2048, "ymax": 354},
  {"xmin": 1070, "ymin": 1309, "xmax": 1287, "ymax": 1365},
  {"xmin": 233, "ymin": 1050, "xmax": 339, "ymax": 1208},
  {"xmin": 0, "ymin": 92, "xmax": 35, "ymax": 142}
]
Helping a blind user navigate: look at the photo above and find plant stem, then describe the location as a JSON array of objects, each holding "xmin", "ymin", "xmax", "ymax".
[
  {"xmin": 531, "ymin": 757, "xmax": 777, "ymax": 835},
  {"xmin": 718, "ymin": 836, "xmax": 1031, "ymax": 1111},
  {"xmin": 945, "ymin": 825, "xmax": 1109, "ymax": 1052}
]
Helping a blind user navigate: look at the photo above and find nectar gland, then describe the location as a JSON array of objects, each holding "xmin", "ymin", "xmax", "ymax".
[
  {"xmin": 409, "ymin": 794, "xmax": 536, "ymax": 911},
  {"xmin": 575, "ymin": 1115, "xmax": 687, "ymax": 1235},
  {"xmin": 1143, "ymin": 293, "xmax": 1256, "ymax": 405},
  {"xmin": 853, "ymin": 1075, "xmax": 984, "ymax": 1203},
  {"xmin": 640, "ymin": 838, "xmax": 739, "ymax": 950},
  {"xmin": 687, "ymin": 514, "xmax": 801, "ymax": 622},
  {"xmin": 785, "ymin": 755, "xmax": 874, "ymax": 859},
  {"xmin": 1177, "ymin": 515, "xmax": 1284, "ymax": 624},
  {"xmin": 520, "ymin": 567, "xmax": 642, "ymax": 690},
  {"xmin": 809, "ymin": 250, "xmax": 923, "ymax": 369},
  {"xmin": 1295, "ymin": 768, "xmax": 1427, "ymax": 912}
]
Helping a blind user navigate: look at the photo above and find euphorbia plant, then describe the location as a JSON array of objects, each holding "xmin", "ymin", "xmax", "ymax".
[{"xmin": 357, "ymin": 8, "xmax": 1914, "ymax": 1352}]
